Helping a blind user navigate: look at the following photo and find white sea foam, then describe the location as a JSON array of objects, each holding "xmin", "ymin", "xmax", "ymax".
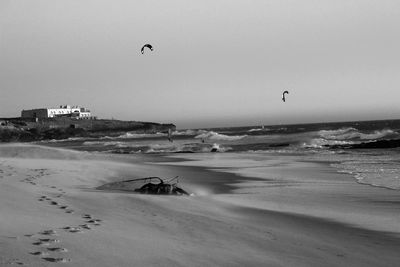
[
  {"xmin": 83, "ymin": 141, "xmax": 128, "ymax": 147},
  {"xmin": 117, "ymin": 132, "xmax": 167, "ymax": 139},
  {"xmin": 194, "ymin": 131, "xmax": 246, "ymax": 141},
  {"xmin": 41, "ymin": 137, "xmax": 88, "ymax": 143},
  {"xmin": 318, "ymin": 127, "xmax": 359, "ymax": 140},
  {"xmin": 303, "ymin": 138, "xmax": 354, "ymax": 148},
  {"xmin": 332, "ymin": 158, "xmax": 400, "ymax": 190},
  {"xmin": 247, "ymin": 128, "xmax": 270, "ymax": 132},
  {"xmin": 117, "ymin": 132, "xmax": 166, "ymax": 139},
  {"xmin": 358, "ymin": 129, "xmax": 396, "ymax": 140},
  {"xmin": 173, "ymin": 129, "xmax": 204, "ymax": 136},
  {"xmin": 318, "ymin": 127, "xmax": 397, "ymax": 141},
  {"xmin": 99, "ymin": 136, "xmax": 113, "ymax": 140}
]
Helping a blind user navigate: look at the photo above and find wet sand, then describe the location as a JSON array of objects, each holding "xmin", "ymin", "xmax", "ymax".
[{"xmin": 0, "ymin": 144, "xmax": 399, "ymax": 266}]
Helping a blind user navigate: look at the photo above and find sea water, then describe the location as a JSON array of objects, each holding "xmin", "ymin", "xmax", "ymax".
[{"xmin": 40, "ymin": 119, "xmax": 400, "ymax": 190}]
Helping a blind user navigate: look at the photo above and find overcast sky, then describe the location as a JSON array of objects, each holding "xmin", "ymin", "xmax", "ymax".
[{"xmin": 1, "ymin": 0, "xmax": 399, "ymax": 128}]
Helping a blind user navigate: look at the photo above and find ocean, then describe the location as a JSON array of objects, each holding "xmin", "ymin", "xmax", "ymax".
[{"xmin": 39, "ymin": 119, "xmax": 400, "ymax": 190}]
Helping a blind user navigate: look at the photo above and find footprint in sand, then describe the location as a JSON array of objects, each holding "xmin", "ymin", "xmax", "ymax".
[
  {"xmin": 80, "ymin": 224, "xmax": 91, "ymax": 230},
  {"xmin": 86, "ymin": 220, "xmax": 101, "ymax": 226},
  {"xmin": 82, "ymin": 214, "xmax": 92, "ymax": 219},
  {"xmin": 42, "ymin": 257, "xmax": 70, "ymax": 263},
  {"xmin": 32, "ymin": 240, "xmax": 60, "ymax": 246},
  {"xmin": 40, "ymin": 230, "xmax": 57, "ymax": 236},
  {"xmin": 92, "ymin": 222, "xmax": 101, "ymax": 226},
  {"xmin": 50, "ymin": 201, "xmax": 59, "ymax": 206},
  {"xmin": 62, "ymin": 226, "xmax": 83, "ymax": 233},
  {"xmin": 47, "ymin": 247, "xmax": 68, "ymax": 252},
  {"xmin": 38, "ymin": 196, "xmax": 51, "ymax": 201},
  {"xmin": 65, "ymin": 210, "xmax": 74, "ymax": 214},
  {"xmin": 30, "ymin": 251, "xmax": 50, "ymax": 256},
  {"xmin": 69, "ymin": 228, "xmax": 83, "ymax": 233},
  {"xmin": 59, "ymin": 206, "xmax": 68, "ymax": 210}
]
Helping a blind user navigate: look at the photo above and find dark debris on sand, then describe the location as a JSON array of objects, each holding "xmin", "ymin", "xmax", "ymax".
[{"xmin": 97, "ymin": 177, "xmax": 190, "ymax": 196}]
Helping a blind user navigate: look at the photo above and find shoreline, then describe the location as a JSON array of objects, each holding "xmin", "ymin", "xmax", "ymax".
[
  {"xmin": 154, "ymin": 152, "xmax": 400, "ymax": 234},
  {"xmin": 1, "ymin": 143, "xmax": 400, "ymax": 266}
]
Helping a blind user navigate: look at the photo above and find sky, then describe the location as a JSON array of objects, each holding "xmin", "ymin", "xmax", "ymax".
[{"xmin": 1, "ymin": 0, "xmax": 400, "ymax": 129}]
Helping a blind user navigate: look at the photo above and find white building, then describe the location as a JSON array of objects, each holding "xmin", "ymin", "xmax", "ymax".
[{"xmin": 21, "ymin": 105, "xmax": 92, "ymax": 119}]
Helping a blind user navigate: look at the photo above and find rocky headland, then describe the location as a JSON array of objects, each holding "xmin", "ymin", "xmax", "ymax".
[{"xmin": 0, "ymin": 117, "xmax": 175, "ymax": 142}]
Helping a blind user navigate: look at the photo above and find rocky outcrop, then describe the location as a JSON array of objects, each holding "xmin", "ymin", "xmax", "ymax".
[{"xmin": 0, "ymin": 118, "xmax": 176, "ymax": 142}]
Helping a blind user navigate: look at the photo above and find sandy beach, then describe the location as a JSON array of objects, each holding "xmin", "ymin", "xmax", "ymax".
[
  {"xmin": 1, "ymin": 143, "xmax": 400, "ymax": 267},
  {"xmin": 3, "ymin": 1, "xmax": 400, "ymax": 266}
]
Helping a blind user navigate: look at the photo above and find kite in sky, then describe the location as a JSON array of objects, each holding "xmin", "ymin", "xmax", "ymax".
[
  {"xmin": 141, "ymin": 44, "xmax": 153, "ymax": 54},
  {"xmin": 282, "ymin": 90, "xmax": 289, "ymax": 102}
]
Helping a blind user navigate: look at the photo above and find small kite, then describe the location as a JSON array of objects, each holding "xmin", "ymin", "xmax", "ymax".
[
  {"xmin": 141, "ymin": 44, "xmax": 153, "ymax": 54},
  {"xmin": 282, "ymin": 90, "xmax": 289, "ymax": 102}
]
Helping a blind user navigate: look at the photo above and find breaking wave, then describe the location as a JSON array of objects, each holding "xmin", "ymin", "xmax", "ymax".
[
  {"xmin": 41, "ymin": 137, "xmax": 88, "ymax": 143},
  {"xmin": 172, "ymin": 129, "xmax": 204, "ymax": 136},
  {"xmin": 117, "ymin": 132, "xmax": 166, "ymax": 139},
  {"xmin": 303, "ymin": 127, "xmax": 399, "ymax": 149},
  {"xmin": 38, "ymin": 120, "xmax": 400, "ymax": 156},
  {"xmin": 83, "ymin": 141, "xmax": 129, "ymax": 147},
  {"xmin": 247, "ymin": 128, "xmax": 270, "ymax": 132},
  {"xmin": 358, "ymin": 129, "xmax": 397, "ymax": 140},
  {"xmin": 318, "ymin": 127, "xmax": 398, "ymax": 141},
  {"xmin": 302, "ymin": 138, "xmax": 354, "ymax": 149},
  {"xmin": 194, "ymin": 131, "xmax": 247, "ymax": 141}
]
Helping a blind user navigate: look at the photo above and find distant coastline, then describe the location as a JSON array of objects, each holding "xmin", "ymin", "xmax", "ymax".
[{"xmin": 0, "ymin": 117, "xmax": 175, "ymax": 142}]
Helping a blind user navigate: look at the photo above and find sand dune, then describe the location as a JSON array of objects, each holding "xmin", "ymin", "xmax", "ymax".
[{"xmin": 1, "ymin": 144, "xmax": 399, "ymax": 266}]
